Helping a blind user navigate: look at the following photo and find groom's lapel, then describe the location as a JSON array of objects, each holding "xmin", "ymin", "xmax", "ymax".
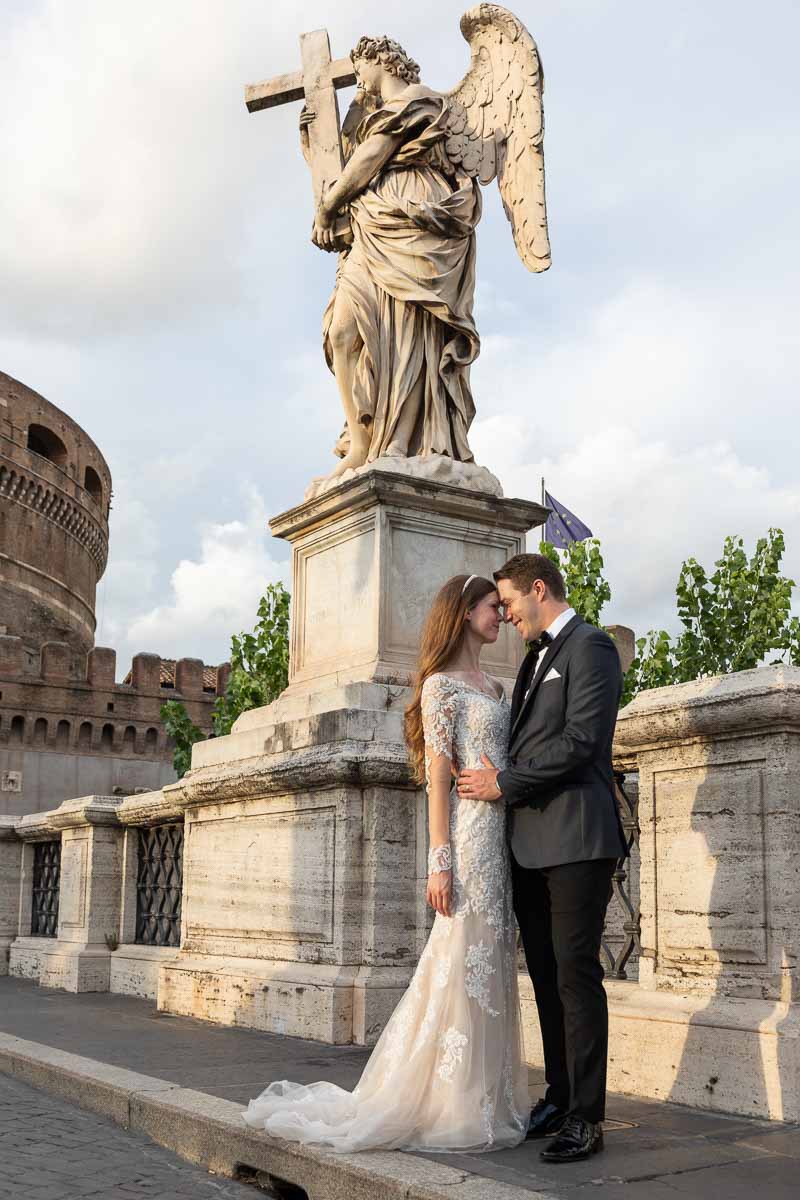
[
  {"xmin": 510, "ymin": 649, "xmax": 536, "ymax": 726},
  {"xmin": 509, "ymin": 614, "xmax": 583, "ymax": 742}
]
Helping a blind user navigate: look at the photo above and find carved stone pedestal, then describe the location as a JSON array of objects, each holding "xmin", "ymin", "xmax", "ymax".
[
  {"xmin": 156, "ymin": 470, "xmax": 546, "ymax": 1043},
  {"xmin": 271, "ymin": 467, "xmax": 546, "ymax": 694}
]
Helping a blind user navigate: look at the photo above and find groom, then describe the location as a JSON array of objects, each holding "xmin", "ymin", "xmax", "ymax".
[{"xmin": 457, "ymin": 553, "xmax": 626, "ymax": 1164}]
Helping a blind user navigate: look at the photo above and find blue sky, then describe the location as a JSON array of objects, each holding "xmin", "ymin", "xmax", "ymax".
[{"xmin": 2, "ymin": 1, "xmax": 798, "ymax": 670}]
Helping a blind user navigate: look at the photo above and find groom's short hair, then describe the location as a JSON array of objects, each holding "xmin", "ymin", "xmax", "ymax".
[{"xmin": 494, "ymin": 554, "xmax": 566, "ymax": 601}]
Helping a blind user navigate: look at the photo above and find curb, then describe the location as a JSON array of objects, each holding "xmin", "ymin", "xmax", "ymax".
[{"xmin": 0, "ymin": 1032, "xmax": 553, "ymax": 1200}]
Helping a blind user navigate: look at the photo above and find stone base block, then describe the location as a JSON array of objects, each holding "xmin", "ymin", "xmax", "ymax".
[
  {"xmin": 521, "ymin": 977, "xmax": 800, "ymax": 1122},
  {"xmin": 158, "ymin": 956, "xmax": 414, "ymax": 1045},
  {"xmin": 0, "ymin": 937, "xmax": 13, "ymax": 977},
  {"xmin": 8, "ymin": 936, "xmax": 47, "ymax": 981},
  {"xmin": 38, "ymin": 942, "xmax": 113, "ymax": 992},
  {"xmin": 9, "ymin": 937, "xmax": 113, "ymax": 991},
  {"xmin": 110, "ymin": 945, "xmax": 179, "ymax": 1000}
]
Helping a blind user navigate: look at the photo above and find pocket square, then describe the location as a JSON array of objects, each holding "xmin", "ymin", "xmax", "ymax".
[{"xmin": 543, "ymin": 668, "xmax": 561, "ymax": 682}]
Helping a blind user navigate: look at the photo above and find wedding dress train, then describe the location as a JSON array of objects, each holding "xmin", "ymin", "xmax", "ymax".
[{"xmin": 242, "ymin": 673, "xmax": 529, "ymax": 1152}]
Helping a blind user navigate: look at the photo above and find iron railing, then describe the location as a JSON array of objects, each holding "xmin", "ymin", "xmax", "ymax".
[
  {"xmin": 135, "ymin": 824, "xmax": 184, "ymax": 947},
  {"xmin": 31, "ymin": 840, "xmax": 61, "ymax": 937},
  {"xmin": 600, "ymin": 772, "xmax": 642, "ymax": 979}
]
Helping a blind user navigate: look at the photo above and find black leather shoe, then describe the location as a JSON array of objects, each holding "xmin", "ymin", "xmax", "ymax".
[
  {"xmin": 525, "ymin": 1098, "xmax": 567, "ymax": 1140},
  {"xmin": 540, "ymin": 1115, "xmax": 604, "ymax": 1162}
]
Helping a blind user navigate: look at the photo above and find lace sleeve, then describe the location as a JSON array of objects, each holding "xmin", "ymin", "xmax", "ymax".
[{"xmin": 420, "ymin": 674, "xmax": 458, "ymax": 783}]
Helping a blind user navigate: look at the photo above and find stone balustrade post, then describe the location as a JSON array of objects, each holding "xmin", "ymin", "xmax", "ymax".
[
  {"xmin": 608, "ymin": 665, "xmax": 800, "ymax": 1121},
  {"xmin": 9, "ymin": 796, "xmax": 124, "ymax": 992}
]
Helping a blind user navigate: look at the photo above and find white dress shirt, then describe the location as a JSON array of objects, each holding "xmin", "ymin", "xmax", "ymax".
[{"xmin": 524, "ymin": 606, "xmax": 576, "ymax": 698}]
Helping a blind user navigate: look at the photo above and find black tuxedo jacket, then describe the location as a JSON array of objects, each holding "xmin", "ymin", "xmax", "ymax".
[{"xmin": 497, "ymin": 614, "xmax": 627, "ymax": 869}]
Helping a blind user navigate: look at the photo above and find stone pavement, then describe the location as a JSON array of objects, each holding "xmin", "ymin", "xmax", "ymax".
[
  {"xmin": 1, "ymin": 977, "xmax": 798, "ymax": 1199},
  {"xmin": 0, "ymin": 1073, "xmax": 257, "ymax": 1200}
]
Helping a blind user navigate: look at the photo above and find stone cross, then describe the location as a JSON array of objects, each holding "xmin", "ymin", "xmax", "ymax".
[{"xmin": 245, "ymin": 29, "xmax": 356, "ymax": 213}]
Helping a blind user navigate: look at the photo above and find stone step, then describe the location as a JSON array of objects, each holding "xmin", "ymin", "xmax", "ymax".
[{"xmin": 0, "ymin": 1031, "xmax": 547, "ymax": 1200}]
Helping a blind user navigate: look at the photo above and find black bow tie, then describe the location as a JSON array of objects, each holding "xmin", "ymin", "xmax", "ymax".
[{"xmin": 529, "ymin": 631, "xmax": 553, "ymax": 655}]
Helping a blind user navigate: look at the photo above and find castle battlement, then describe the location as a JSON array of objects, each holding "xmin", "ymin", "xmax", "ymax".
[{"xmin": 0, "ymin": 636, "xmax": 223, "ymax": 764}]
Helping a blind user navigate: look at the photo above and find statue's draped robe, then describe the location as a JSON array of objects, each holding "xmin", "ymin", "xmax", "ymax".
[{"xmin": 325, "ymin": 93, "xmax": 482, "ymax": 462}]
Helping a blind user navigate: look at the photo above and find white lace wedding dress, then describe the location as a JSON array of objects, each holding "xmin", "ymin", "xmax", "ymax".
[{"xmin": 242, "ymin": 673, "xmax": 529, "ymax": 1152}]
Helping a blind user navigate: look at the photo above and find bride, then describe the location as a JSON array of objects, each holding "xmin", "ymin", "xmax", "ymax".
[{"xmin": 243, "ymin": 574, "xmax": 530, "ymax": 1152}]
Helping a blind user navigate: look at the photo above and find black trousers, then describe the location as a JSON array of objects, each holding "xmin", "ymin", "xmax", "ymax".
[{"xmin": 512, "ymin": 855, "xmax": 616, "ymax": 1123}]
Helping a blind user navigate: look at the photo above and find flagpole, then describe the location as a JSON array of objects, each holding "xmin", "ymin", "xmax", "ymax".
[{"xmin": 541, "ymin": 476, "xmax": 546, "ymax": 507}]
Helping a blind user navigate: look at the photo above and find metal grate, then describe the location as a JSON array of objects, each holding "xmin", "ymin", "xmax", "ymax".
[
  {"xmin": 600, "ymin": 773, "xmax": 642, "ymax": 979},
  {"xmin": 31, "ymin": 840, "xmax": 61, "ymax": 937},
  {"xmin": 135, "ymin": 824, "xmax": 184, "ymax": 947}
]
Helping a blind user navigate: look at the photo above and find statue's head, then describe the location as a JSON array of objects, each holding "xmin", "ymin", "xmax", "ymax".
[{"xmin": 351, "ymin": 36, "xmax": 421, "ymax": 94}]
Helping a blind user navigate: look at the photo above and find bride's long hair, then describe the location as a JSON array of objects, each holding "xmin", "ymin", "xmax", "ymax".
[{"xmin": 404, "ymin": 574, "xmax": 498, "ymax": 785}]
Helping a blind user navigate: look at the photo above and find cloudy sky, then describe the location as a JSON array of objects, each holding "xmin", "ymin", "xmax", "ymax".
[{"xmin": 2, "ymin": 1, "xmax": 798, "ymax": 671}]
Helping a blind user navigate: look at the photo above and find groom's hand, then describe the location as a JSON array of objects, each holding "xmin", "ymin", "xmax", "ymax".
[{"xmin": 457, "ymin": 755, "xmax": 502, "ymax": 802}]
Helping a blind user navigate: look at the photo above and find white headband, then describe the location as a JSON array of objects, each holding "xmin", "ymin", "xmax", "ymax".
[{"xmin": 461, "ymin": 574, "xmax": 477, "ymax": 595}]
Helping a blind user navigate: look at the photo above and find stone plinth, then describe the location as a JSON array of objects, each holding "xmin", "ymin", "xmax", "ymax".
[
  {"xmin": 155, "ymin": 472, "xmax": 545, "ymax": 1043},
  {"xmin": 161, "ymin": 708, "xmax": 425, "ymax": 1043},
  {"xmin": 0, "ymin": 817, "xmax": 21, "ymax": 974},
  {"xmin": 9, "ymin": 795, "xmax": 124, "ymax": 992},
  {"xmin": 553, "ymin": 665, "xmax": 800, "ymax": 1122},
  {"xmin": 270, "ymin": 468, "xmax": 547, "ymax": 695}
]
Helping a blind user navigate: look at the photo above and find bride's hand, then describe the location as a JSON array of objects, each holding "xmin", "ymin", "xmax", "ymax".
[{"xmin": 426, "ymin": 869, "xmax": 453, "ymax": 918}]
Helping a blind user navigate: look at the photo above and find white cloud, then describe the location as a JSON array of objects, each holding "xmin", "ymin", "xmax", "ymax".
[
  {"xmin": 472, "ymin": 278, "xmax": 799, "ymax": 466},
  {"xmin": 470, "ymin": 275, "xmax": 800, "ymax": 638},
  {"xmin": 1, "ymin": 2, "xmax": 798, "ymax": 669},
  {"xmin": 0, "ymin": 0, "xmax": 475, "ymax": 339},
  {"xmin": 471, "ymin": 419, "xmax": 800, "ymax": 638},
  {"xmin": 94, "ymin": 485, "xmax": 160, "ymax": 652},
  {"xmin": 120, "ymin": 485, "xmax": 289, "ymax": 666}
]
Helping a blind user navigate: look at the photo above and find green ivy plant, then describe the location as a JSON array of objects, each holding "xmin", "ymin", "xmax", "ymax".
[
  {"xmin": 160, "ymin": 699, "xmax": 206, "ymax": 779},
  {"xmin": 161, "ymin": 582, "xmax": 290, "ymax": 778},
  {"xmin": 626, "ymin": 529, "xmax": 800, "ymax": 699},
  {"xmin": 212, "ymin": 583, "xmax": 290, "ymax": 737},
  {"xmin": 539, "ymin": 537, "xmax": 611, "ymax": 628}
]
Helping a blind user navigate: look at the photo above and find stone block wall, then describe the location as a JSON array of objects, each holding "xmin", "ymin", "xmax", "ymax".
[{"xmin": 0, "ymin": 644, "xmax": 226, "ymax": 816}]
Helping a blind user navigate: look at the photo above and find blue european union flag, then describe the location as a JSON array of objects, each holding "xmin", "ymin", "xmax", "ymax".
[{"xmin": 544, "ymin": 491, "xmax": 593, "ymax": 548}]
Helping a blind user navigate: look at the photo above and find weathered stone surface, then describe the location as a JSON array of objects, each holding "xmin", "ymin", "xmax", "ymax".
[
  {"xmin": 566, "ymin": 664, "xmax": 800, "ymax": 1121},
  {"xmin": 110, "ymin": 945, "xmax": 179, "ymax": 1001},
  {"xmin": 116, "ymin": 782, "xmax": 188, "ymax": 826},
  {"xmin": 157, "ymin": 761, "xmax": 421, "ymax": 1041},
  {"xmin": 616, "ymin": 666, "xmax": 800, "ymax": 1005},
  {"xmin": 270, "ymin": 468, "xmax": 546, "ymax": 696},
  {"xmin": 305, "ymin": 453, "xmax": 504, "ymax": 500},
  {"xmin": 8, "ymin": 795, "xmax": 124, "ymax": 992}
]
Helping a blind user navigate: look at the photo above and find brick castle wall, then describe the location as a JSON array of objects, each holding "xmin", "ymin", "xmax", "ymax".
[{"xmin": 0, "ymin": 371, "xmax": 228, "ymax": 816}]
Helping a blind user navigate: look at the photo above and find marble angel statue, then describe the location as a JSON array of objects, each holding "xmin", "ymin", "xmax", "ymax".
[{"xmin": 301, "ymin": 5, "xmax": 551, "ymax": 493}]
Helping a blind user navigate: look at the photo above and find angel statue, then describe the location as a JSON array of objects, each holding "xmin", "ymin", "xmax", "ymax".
[{"xmin": 300, "ymin": 5, "xmax": 550, "ymax": 496}]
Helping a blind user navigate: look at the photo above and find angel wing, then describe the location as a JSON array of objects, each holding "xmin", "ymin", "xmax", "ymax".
[{"xmin": 446, "ymin": 4, "xmax": 550, "ymax": 272}]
